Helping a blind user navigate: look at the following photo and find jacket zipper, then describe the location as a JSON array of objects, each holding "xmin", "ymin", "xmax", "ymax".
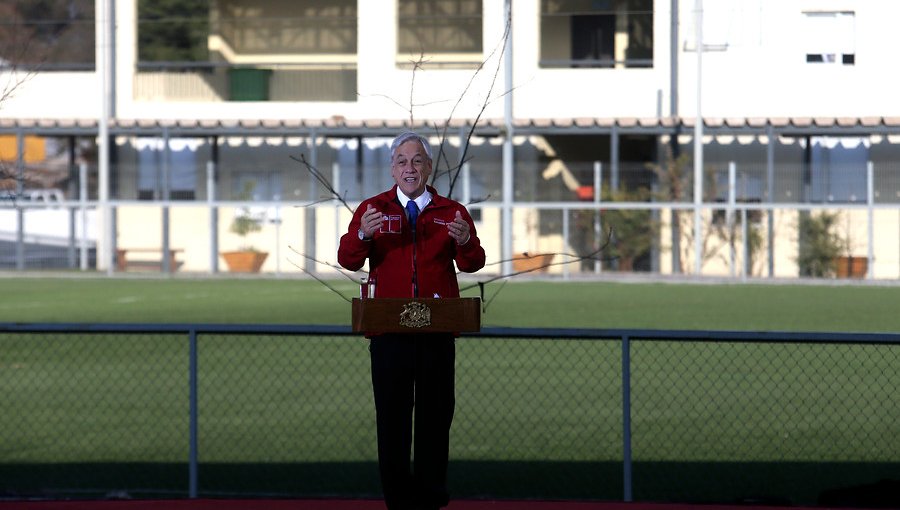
[{"xmin": 411, "ymin": 211, "xmax": 418, "ymax": 297}]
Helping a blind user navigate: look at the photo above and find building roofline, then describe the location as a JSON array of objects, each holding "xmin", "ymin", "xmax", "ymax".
[{"xmin": 2, "ymin": 116, "xmax": 899, "ymax": 137}]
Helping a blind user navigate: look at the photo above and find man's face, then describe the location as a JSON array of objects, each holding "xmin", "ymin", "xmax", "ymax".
[{"xmin": 391, "ymin": 139, "xmax": 432, "ymax": 199}]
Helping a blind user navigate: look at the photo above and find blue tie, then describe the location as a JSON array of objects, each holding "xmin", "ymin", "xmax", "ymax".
[{"xmin": 406, "ymin": 200, "xmax": 419, "ymax": 231}]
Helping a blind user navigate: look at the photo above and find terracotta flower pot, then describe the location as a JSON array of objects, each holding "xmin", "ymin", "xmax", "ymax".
[
  {"xmin": 221, "ymin": 251, "xmax": 268, "ymax": 273},
  {"xmin": 835, "ymin": 255, "xmax": 867, "ymax": 278}
]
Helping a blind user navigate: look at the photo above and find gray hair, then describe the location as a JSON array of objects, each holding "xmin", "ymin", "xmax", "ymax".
[{"xmin": 390, "ymin": 131, "xmax": 432, "ymax": 162}]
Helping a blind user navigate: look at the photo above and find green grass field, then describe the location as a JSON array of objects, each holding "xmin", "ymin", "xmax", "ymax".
[
  {"xmin": 2, "ymin": 276, "xmax": 900, "ymax": 332},
  {"xmin": 1, "ymin": 276, "xmax": 899, "ymax": 503}
]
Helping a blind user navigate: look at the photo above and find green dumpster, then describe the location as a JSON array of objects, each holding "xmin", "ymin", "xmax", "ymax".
[{"xmin": 228, "ymin": 68, "xmax": 272, "ymax": 101}]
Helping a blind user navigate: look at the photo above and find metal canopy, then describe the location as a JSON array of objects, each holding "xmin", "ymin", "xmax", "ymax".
[{"xmin": 2, "ymin": 116, "xmax": 899, "ymax": 138}]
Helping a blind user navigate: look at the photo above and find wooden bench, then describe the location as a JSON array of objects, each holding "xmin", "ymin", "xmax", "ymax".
[{"xmin": 116, "ymin": 248, "xmax": 184, "ymax": 272}]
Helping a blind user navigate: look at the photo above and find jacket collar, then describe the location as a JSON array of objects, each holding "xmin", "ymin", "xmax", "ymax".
[{"xmin": 387, "ymin": 185, "xmax": 449, "ymax": 210}]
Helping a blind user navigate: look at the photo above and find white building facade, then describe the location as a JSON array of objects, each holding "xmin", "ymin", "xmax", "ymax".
[{"xmin": 1, "ymin": 0, "xmax": 899, "ymax": 279}]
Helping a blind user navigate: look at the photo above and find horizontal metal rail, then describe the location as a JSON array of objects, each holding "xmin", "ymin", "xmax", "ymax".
[{"xmin": 3, "ymin": 322, "xmax": 898, "ymax": 345}]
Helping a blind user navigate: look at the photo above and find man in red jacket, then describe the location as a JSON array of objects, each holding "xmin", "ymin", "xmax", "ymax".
[{"xmin": 338, "ymin": 131, "xmax": 486, "ymax": 510}]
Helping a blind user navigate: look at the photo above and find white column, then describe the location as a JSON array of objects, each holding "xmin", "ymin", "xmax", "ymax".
[
  {"xmin": 501, "ymin": 0, "xmax": 514, "ymax": 276},
  {"xmin": 97, "ymin": 0, "xmax": 113, "ymax": 275},
  {"xmin": 693, "ymin": 0, "xmax": 704, "ymax": 276}
]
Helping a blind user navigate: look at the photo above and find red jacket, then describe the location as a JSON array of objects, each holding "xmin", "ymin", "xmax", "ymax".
[{"xmin": 338, "ymin": 185, "xmax": 486, "ymax": 298}]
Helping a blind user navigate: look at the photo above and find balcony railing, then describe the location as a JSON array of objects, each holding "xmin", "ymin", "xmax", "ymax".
[{"xmin": 134, "ymin": 62, "xmax": 357, "ymax": 102}]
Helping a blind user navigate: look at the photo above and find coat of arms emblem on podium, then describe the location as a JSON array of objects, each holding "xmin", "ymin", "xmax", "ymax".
[{"xmin": 399, "ymin": 301, "xmax": 431, "ymax": 328}]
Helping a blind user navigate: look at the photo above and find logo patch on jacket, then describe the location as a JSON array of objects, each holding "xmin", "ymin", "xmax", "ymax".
[
  {"xmin": 380, "ymin": 214, "xmax": 402, "ymax": 234},
  {"xmin": 433, "ymin": 218, "xmax": 449, "ymax": 226}
]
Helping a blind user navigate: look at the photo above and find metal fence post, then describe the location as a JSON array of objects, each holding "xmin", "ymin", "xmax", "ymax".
[
  {"xmin": 208, "ymin": 160, "xmax": 218, "ymax": 274},
  {"xmin": 741, "ymin": 207, "xmax": 749, "ymax": 281},
  {"xmin": 622, "ymin": 334, "xmax": 633, "ymax": 502},
  {"xmin": 15, "ymin": 130, "xmax": 25, "ymax": 271},
  {"xmin": 189, "ymin": 329, "xmax": 199, "ymax": 498},
  {"xmin": 728, "ymin": 162, "xmax": 736, "ymax": 278},
  {"xmin": 162, "ymin": 128, "xmax": 172, "ymax": 274},
  {"xmin": 594, "ymin": 161, "xmax": 602, "ymax": 274},
  {"xmin": 562, "ymin": 210, "xmax": 570, "ymax": 280},
  {"xmin": 333, "ymin": 161, "xmax": 341, "ymax": 259},
  {"xmin": 766, "ymin": 125, "xmax": 775, "ymax": 278},
  {"xmin": 79, "ymin": 163, "xmax": 89, "ymax": 270},
  {"xmin": 867, "ymin": 161, "xmax": 874, "ymax": 279}
]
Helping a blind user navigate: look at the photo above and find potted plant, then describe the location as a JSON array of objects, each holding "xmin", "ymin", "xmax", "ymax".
[
  {"xmin": 796, "ymin": 210, "xmax": 846, "ymax": 278},
  {"xmin": 835, "ymin": 213, "xmax": 867, "ymax": 278},
  {"xmin": 221, "ymin": 183, "xmax": 269, "ymax": 273}
]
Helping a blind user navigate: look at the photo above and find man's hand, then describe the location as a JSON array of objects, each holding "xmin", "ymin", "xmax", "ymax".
[
  {"xmin": 447, "ymin": 210, "xmax": 471, "ymax": 245},
  {"xmin": 359, "ymin": 204, "xmax": 383, "ymax": 239}
]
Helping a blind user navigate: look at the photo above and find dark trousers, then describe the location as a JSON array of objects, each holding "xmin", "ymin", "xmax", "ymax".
[{"xmin": 369, "ymin": 334, "xmax": 455, "ymax": 510}]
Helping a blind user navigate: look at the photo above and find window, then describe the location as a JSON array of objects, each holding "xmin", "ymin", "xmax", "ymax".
[
  {"xmin": 136, "ymin": 138, "xmax": 199, "ymax": 201},
  {"xmin": 540, "ymin": 0, "xmax": 652, "ymax": 69},
  {"xmin": 397, "ymin": 0, "xmax": 483, "ymax": 68},
  {"xmin": 0, "ymin": 0, "xmax": 95, "ymax": 71},
  {"xmin": 136, "ymin": 0, "xmax": 358, "ymax": 102},
  {"xmin": 0, "ymin": 135, "xmax": 78, "ymax": 199},
  {"xmin": 212, "ymin": 0, "xmax": 356, "ymax": 59},
  {"xmin": 138, "ymin": 0, "xmax": 210, "ymax": 64},
  {"xmin": 803, "ymin": 11, "xmax": 854, "ymax": 65},
  {"xmin": 139, "ymin": 0, "xmax": 358, "ymax": 65},
  {"xmin": 809, "ymin": 137, "xmax": 868, "ymax": 203},
  {"xmin": 233, "ymin": 172, "xmax": 282, "ymax": 201}
]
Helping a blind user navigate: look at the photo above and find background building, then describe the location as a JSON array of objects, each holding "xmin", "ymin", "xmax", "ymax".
[{"xmin": 2, "ymin": 0, "xmax": 899, "ymax": 279}]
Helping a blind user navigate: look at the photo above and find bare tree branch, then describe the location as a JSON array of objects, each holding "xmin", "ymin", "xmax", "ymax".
[
  {"xmin": 480, "ymin": 278, "xmax": 508, "ymax": 311},
  {"xmin": 288, "ymin": 245, "xmax": 360, "ymax": 283},
  {"xmin": 465, "ymin": 194, "xmax": 493, "ymax": 206},
  {"xmin": 289, "ymin": 153, "xmax": 354, "ymax": 213},
  {"xmin": 434, "ymin": 8, "xmax": 513, "ymax": 199},
  {"xmin": 287, "ymin": 258, "xmax": 354, "ymax": 304},
  {"xmin": 0, "ymin": 5, "xmax": 48, "ymax": 200},
  {"xmin": 285, "ymin": 10, "xmax": 618, "ymax": 316},
  {"xmin": 461, "ymin": 227, "xmax": 617, "ymax": 312},
  {"xmin": 287, "ymin": 246, "xmax": 364, "ymax": 304}
]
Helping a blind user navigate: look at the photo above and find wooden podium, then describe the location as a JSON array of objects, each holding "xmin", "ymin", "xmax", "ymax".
[{"xmin": 351, "ymin": 297, "xmax": 481, "ymax": 334}]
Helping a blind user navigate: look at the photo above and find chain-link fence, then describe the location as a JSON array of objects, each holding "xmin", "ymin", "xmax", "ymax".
[{"xmin": 1, "ymin": 324, "xmax": 898, "ymax": 505}]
